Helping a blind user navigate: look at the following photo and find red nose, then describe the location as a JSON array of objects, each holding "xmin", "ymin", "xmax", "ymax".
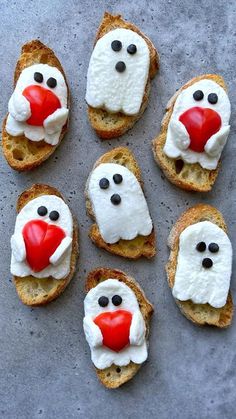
[
  {"xmin": 179, "ymin": 106, "xmax": 221, "ymax": 153},
  {"xmin": 23, "ymin": 85, "xmax": 61, "ymax": 126}
]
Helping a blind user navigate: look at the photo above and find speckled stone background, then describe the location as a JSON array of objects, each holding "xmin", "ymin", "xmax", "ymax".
[{"xmin": 0, "ymin": 0, "xmax": 236, "ymax": 418}]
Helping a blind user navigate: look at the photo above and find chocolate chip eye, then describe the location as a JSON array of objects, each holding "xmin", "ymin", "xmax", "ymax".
[
  {"xmin": 202, "ymin": 258, "xmax": 213, "ymax": 269},
  {"xmin": 115, "ymin": 61, "xmax": 126, "ymax": 72},
  {"xmin": 37, "ymin": 206, "xmax": 47, "ymax": 216},
  {"xmin": 99, "ymin": 178, "xmax": 109, "ymax": 189},
  {"xmin": 193, "ymin": 90, "xmax": 204, "ymax": 101},
  {"xmin": 47, "ymin": 77, "xmax": 57, "ymax": 88},
  {"xmin": 112, "ymin": 295, "xmax": 122, "ymax": 306},
  {"xmin": 111, "ymin": 40, "xmax": 122, "ymax": 51},
  {"xmin": 98, "ymin": 296, "xmax": 109, "ymax": 307},
  {"xmin": 208, "ymin": 93, "xmax": 218, "ymax": 104},
  {"xmin": 113, "ymin": 174, "xmax": 123, "ymax": 184},
  {"xmin": 111, "ymin": 194, "xmax": 121, "ymax": 205},
  {"xmin": 34, "ymin": 72, "xmax": 43, "ymax": 83},
  {"xmin": 208, "ymin": 243, "xmax": 219, "ymax": 253},
  {"xmin": 49, "ymin": 210, "xmax": 59, "ymax": 221},
  {"xmin": 196, "ymin": 241, "xmax": 206, "ymax": 252},
  {"xmin": 127, "ymin": 44, "xmax": 137, "ymax": 54}
]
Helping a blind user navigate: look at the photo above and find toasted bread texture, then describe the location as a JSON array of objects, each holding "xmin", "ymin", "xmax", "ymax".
[
  {"xmin": 166, "ymin": 204, "xmax": 233, "ymax": 327},
  {"xmin": 2, "ymin": 40, "xmax": 69, "ymax": 171},
  {"xmin": 152, "ymin": 74, "xmax": 228, "ymax": 192},
  {"xmin": 13, "ymin": 184, "xmax": 78, "ymax": 306},
  {"xmin": 85, "ymin": 267, "xmax": 154, "ymax": 388},
  {"xmin": 87, "ymin": 12, "xmax": 159, "ymax": 139},
  {"xmin": 86, "ymin": 147, "xmax": 156, "ymax": 259}
]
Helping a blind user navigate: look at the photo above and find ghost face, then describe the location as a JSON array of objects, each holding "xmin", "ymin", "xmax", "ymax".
[
  {"xmin": 86, "ymin": 28, "xmax": 150, "ymax": 115},
  {"xmin": 87, "ymin": 163, "xmax": 153, "ymax": 244},
  {"xmin": 172, "ymin": 221, "xmax": 232, "ymax": 308},
  {"xmin": 164, "ymin": 79, "xmax": 231, "ymax": 170},
  {"xmin": 6, "ymin": 64, "xmax": 69, "ymax": 145},
  {"xmin": 11, "ymin": 195, "xmax": 73, "ymax": 279}
]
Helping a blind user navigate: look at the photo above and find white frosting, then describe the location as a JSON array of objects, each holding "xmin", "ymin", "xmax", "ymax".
[
  {"xmin": 172, "ymin": 221, "xmax": 232, "ymax": 308},
  {"xmin": 83, "ymin": 279, "xmax": 147, "ymax": 369},
  {"xmin": 163, "ymin": 79, "xmax": 231, "ymax": 170},
  {"xmin": 11, "ymin": 195, "xmax": 73, "ymax": 279},
  {"xmin": 86, "ymin": 28, "xmax": 150, "ymax": 115},
  {"xmin": 87, "ymin": 163, "xmax": 153, "ymax": 244},
  {"xmin": 6, "ymin": 64, "xmax": 68, "ymax": 145}
]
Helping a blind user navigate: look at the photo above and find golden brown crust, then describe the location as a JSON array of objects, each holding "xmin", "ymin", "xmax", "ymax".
[
  {"xmin": 85, "ymin": 267, "xmax": 153, "ymax": 388},
  {"xmin": 2, "ymin": 40, "xmax": 69, "ymax": 171},
  {"xmin": 13, "ymin": 184, "xmax": 78, "ymax": 306},
  {"xmin": 166, "ymin": 204, "xmax": 233, "ymax": 327},
  {"xmin": 152, "ymin": 74, "xmax": 227, "ymax": 192},
  {"xmin": 87, "ymin": 12, "xmax": 159, "ymax": 139}
]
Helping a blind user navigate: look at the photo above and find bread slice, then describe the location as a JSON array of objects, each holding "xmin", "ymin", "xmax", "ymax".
[
  {"xmin": 87, "ymin": 12, "xmax": 159, "ymax": 139},
  {"xmin": 152, "ymin": 74, "xmax": 228, "ymax": 192},
  {"xmin": 13, "ymin": 184, "xmax": 78, "ymax": 306},
  {"xmin": 86, "ymin": 146, "xmax": 156, "ymax": 259},
  {"xmin": 166, "ymin": 204, "xmax": 233, "ymax": 327},
  {"xmin": 85, "ymin": 267, "xmax": 154, "ymax": 388},
  {"xmin": 2, "ymin": 40, "xmax": 69, "ymax": 171}
]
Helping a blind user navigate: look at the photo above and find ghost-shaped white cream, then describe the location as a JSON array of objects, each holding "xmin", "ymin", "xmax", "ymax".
[
  {"xmin": 83, "ymin": 279, "xmax": 147, "ymax": 369},
  {"xmin": 6, "ymin": 63, "xmax": 68, "ymax": 145},
  {"xmin": 163, "ymin": 79, "xmax": 231, "ymax": 170},
  {"xmin": 87, "ymin": 163, "xmax": 153, "ymax": 244},
  {"xmin": 86, "ymin": 28, "xmax": 150, "ymax": 115},
  {"xmin": 11, "ymin": 195, "xmax": 73, "ymax": 279},
  {"xmin": 172, "ymin": 221, "xmax": 232, "ymax": 308}
]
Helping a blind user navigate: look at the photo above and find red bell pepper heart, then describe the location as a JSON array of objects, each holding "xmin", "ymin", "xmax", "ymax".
[
  {"xmin": 23, "ymin": 85, "xmax": 61, "ymax": 126},
  {"xmin": 94, "ymin": 310, "xmax": 132, "ymax": 352}
]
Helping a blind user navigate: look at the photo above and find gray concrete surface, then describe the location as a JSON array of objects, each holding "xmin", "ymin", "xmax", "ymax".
[{"xmin": 0, "ymin": 0, "xmax": 236, "ymax": 418}]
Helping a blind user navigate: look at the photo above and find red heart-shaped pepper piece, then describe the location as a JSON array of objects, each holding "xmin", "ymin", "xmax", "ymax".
[
  {"xmin": 23, "ymin": 85, "xmax": 61, "ymax": 126},
  {"xmin": 94, "ymin": 310, "xmax": 132, "ymax": 352}
]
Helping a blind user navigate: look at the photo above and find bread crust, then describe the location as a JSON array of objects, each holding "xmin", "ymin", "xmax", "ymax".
[
  {"xmin": 85, "ymin": 146, "xmax": 156, "ymax": 259},
  {"xmin": 85, "ymin": 267, "xmax": 154, "ymax": 388},
  {"xmin": 87, "ymin": 12, "xmax": 159, "ymax": 139},
  {"xmin": 2, "ymin": 40, "xmax": 69, "ymax": 171},
  {"xmin": 166, "ymin": 204, "xmax": 233, "ymax": 327},
  {"xmin": 13, "ymin": 184, "xmax": 78, "ymax": 306},
  {"xmin": 152, "ymin": 74, "xmax": 228, "ymax": 192}
]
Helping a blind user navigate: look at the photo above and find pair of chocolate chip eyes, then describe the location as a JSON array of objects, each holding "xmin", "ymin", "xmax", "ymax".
[
  {"xmin": 196, "ymin": 242, "xmax": 219, "ymax": 253},
  {"xmin": 193, "ymin": 90, "xmax": 218, "ymax": 104},
  {"xmin": 37, "ymin": 206, "xmax": 60, "ymax": 221},
  {"xmin": 111, "ymin": 40, "xmax": 137, "ymax": 55},
  {"xmin": 98, "ymin": 295, "xmax": 122, "ymax": 307},
  {"xmin": 99, "ymin": 174, "xmax": 123, "ymax": 189},
  {"xmin": 34, "ymin": 72, "xmax": 57, "ymax": 88}
]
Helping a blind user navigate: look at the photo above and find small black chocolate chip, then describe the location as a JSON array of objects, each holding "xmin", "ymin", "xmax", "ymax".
[
  {"xmin": 111, "ymin": 40, "xmax": 122, "ymax": 51},
  {"xmin": 208, "ymin": 93, "xmax": 218, "ymax": 104},
  {"xmin": 37, "ymin": 206, "xmax": 47, "ymax": 216},
  {"xmin": 127, "ymin": 44, "xmax": 137, "ymax": 54},
  {"xmin": 34, "ymin": 72, "xmax": 43, "ymax": 83},
  {"xmin": 202, "ymin": 258, "xmax": 213, "ymax": 269},
  {"xmin": 115, "ymin": 61, "xmax": 126, "ymax": 73},
  {"xmin": 196, "ymin": 241, "xmax": 206, "ymax": 252},
  {"xmin": 99, "ymin": 178, "xmax": 109, "ymax": 189},
  {"xmin": 112, "ymin": 295, "xmax": 122, "ymax": 306},
  {"xmin": 98, "ymin": 296, "xmax": 109, "ymax": 307},
  {"xmin": 49, "ymin": 210, "xmax": 59, "ymax": 221},
  {"xmin": 193, "ymin": 90, "xmax": 204, "ymax": 101},
  {"xmin": 47, "ymin": 77, "xmax": 57, "ymax": 88},
  {"xmin": 113, "ymin": 174, "xmax": 123, "ymax": 184},
  {"xmin": 208, "ymin": 243, "xmax": 219, "ymax": 253},
  {"xmin": 110, "ymin": 194, "xmax": 121, "ymax": 205}
]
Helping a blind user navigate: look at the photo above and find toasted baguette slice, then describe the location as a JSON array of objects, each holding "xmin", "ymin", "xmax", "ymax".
[
  {"xmin": 152, "ymin": 74, "xmax": 228, "ymax": 192},
  {"xmin": 166, "ymin": 204, "xmax": 233, "ymax": 327},
  {"xmin": 85, "ymin": 267, "xmax": 154, "ymax": 388},
  {"xmin": 13, "ymin": 184, "xmax": 78, "ymax": 306},
  {"xmin": 87, "ymin": 12, "xmax": 159, "ymax": 139},
  {"xmin": 86, "ymin": 146, "xmax": 156, "ymax": 259},
  {"xmin": 2, "ymin": 40, "xmax": 69, "ymax": 171}
]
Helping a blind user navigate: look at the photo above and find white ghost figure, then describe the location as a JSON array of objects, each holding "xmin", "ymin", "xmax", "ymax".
[
  {"xmin": 163, "ymin": 79, "xmax": 231, "ymax": 170},
  {"xmin": 86, "ymin": 28, "xmax": 150, "ymax": 115},
  {"xmin": 87, "ymin": 163, "xmax": 153, "ymax": 244},
  {"xmin": 83, "ymin": 279, "xmax": 147, "ymax": 369},
  {"xmin": 6, "ymin": 63, "xmax": 68, "ymax": 145},
  {"xmin": 172, "ymin": 221, "xmax": 232, "ymax": 308},
  {"xmin": 11, "ymin": 195, "xmax": 73, "ymax": 279}
]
